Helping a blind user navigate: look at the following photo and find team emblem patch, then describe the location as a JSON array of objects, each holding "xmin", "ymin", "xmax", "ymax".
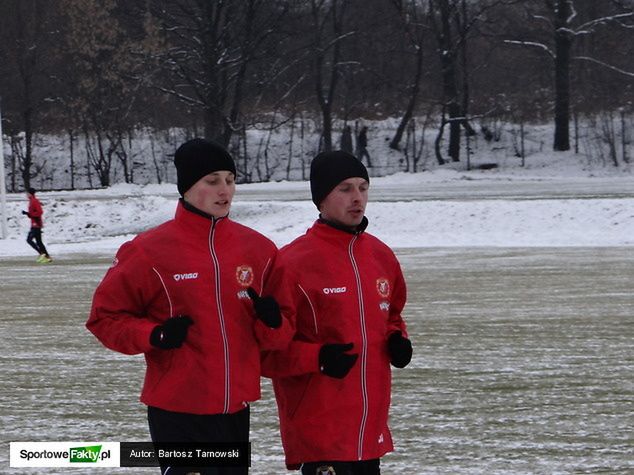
[
  {"xmin": 376, "ymin": 278, "xmax": 390, "ymax": 298},
  {"xmin": 236, "ymin": 265, "xmax": 254, "ymax": 287}
]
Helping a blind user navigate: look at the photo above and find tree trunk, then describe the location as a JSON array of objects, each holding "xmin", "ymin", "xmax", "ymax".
[
  {"xmin": 10, "ymin": 136, "xmax": 17, "ymax": 192},
  {"xmin": 21, "ymin": 107, "xmax": 33, "ymax": 190},
  {"xmin": 204, "ymin": 106, "xmax": 225, "ymax": 145},
  {"xmin": 574, "ymin": 109, "xmax": 579, "ymax": 154},
  {"xmin": 435, "ymin": 0, "xmax": 461, "ymax": 162},
  {"xmin": 520, "ymin": 121, "xmax": 525, "ymax": 167},
  {"xmin": 390, "ymin": 42, "xmax": 424, "ymax": 151},
  {"xmin": 241, "ymin": 124, "xmax": 249, "ymax": 183},
  {"xmin": 69, "ymin": 129, "xmax": 75, "ymax": 189},
  {"xmin": 149, "ymin": 133, "xmax": 162, "ymax": 184},
  {"xmin": 447, "ymin": 102, "xmax": 461, "ymax": 162},
  {"xmin": 553, "ymin": 0, "xmax": 571, "ymax": 151},
  {"xmin": 315, "ymin": 44, "xmax": 335, "ymax": 152},
  {"xmin": 300, "ymin": 114, "xmax": 307, "ymax": 180},
  {"xmin": 434, "ymin": 107, "xmax": 447, "ymax": 165},
  {"xmin": 222, "ymin": 0, "xmax": 256, "ymax": 147},
  {"xmin": 321, "ymin": 107, "xmax": 333, "ymax": 153},
  {"xmin": 286, "ymin": 115, "xmax": 295, "ymax": 180},
  {"xmin": 621, "ymin": 109, "xmax": 629, "ymax": 164},
  {"xmin": 459, "ymin": 0, "xmax": 475, "ymax": 138},
  {"xmin": 312, "ymin": 0, "xmax": 345, "ymax": 153}
]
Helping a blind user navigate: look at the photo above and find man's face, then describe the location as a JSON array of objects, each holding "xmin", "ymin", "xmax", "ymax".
[
  {"xmin": 184, "ymin": 170, "xmax": 236, "ymax": 218},
  {"xmin": 319, "ymin": 177, "xmax": 369, "ymax": 228}
]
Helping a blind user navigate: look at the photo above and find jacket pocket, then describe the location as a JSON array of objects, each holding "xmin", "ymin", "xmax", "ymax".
[
  {"xmin": 147, "ymin": 349, "xmax": 176, "ymax": 393},
  {"xmin": 288, "ymin": 374, "xmax": 314, "ymax": 420}
]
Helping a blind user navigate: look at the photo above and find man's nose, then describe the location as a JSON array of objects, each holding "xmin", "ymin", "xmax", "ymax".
[{"xmin": 351, "ymin": 188, "xmax": 363, "ymax": 202}]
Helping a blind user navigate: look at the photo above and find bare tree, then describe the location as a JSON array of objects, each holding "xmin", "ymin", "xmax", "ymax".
[
  {"xmin": 60, "ymin": 0, "xmax": 148, "ymax": 187},
  {"xmin": 388, "ymin": 0, "xmax": 428, "ymax": 151},
  {"xmin": 0, "ymin": 0, "xmax": 59, "ymax": 190},
  {"xmin": 308, "ymin": 0, "xmax": 355, "ymax": 152},
  {"xmin": 427, "ymin": 0, "xmax": 471, "ymax": 163},
  {"xmin": 505, "ymin": 0, "xmax": 634, "ymax": 151},
  {"xmin": 428, "ymin": 0, "xmax": 508, "ymax": 163},
  {"xmin": 145, "ymin": 0, "xmax": 290, "ymax": 146}
]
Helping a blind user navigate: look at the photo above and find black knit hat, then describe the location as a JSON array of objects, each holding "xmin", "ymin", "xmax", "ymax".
[
  {"xmin": 310, "ymin": 151, "xmax": 369, "ymax": 208},
  {"xmin": 174, "ymin": 138, "xmax": 236, "ymax": 195}
]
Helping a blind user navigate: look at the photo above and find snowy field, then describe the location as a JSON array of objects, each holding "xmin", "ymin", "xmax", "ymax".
[
  {"xmin": 1, "ymin": 158, "xmax": 633, "ymax": 256},
  {"xmin": 1, "ymin": 248, "xmax": 632, "ymax": 474},
  {"xmin": 1, "ymin": 155, "xmax": 633, "ymax": 474}
]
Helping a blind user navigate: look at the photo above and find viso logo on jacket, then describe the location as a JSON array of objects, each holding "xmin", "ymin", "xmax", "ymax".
[
  {"xmin": 173, "ymin": 272, "xmax": 199, "ymax": 282},
  {"xmin": 322, "ymin": 286, "xmax": 347, "ymax": 295}
]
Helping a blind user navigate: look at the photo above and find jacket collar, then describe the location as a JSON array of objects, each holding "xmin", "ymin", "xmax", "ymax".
[
  {"xmin": 175, "ymin": 198, "xmax": 229, "ymax": 231},
  {"xmin": 317, "ymin": 214, "xmax": 368, "ymax": 235}
]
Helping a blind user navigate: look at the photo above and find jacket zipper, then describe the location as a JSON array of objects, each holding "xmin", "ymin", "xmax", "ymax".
[
  {"xmin": 348, "ymin": 235, "xmax": 368, "ymax": 460},
  {"xmin": 209, "ymin": 218, "xmax": 231, "ymax": 413}
]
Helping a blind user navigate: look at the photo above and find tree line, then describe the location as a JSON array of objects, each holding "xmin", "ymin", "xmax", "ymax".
[{"xmin": 0, "ymin": 0, "xmax": 632, "ymax": 190}]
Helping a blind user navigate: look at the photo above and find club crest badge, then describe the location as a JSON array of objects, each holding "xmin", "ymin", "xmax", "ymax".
[
  {"xmin": 376, "ymin": 277, "xmax": 390, "ymax": 298},
  {"xmin": 236, "ymin": 265, "xmax": 254, "ymax": 287}
]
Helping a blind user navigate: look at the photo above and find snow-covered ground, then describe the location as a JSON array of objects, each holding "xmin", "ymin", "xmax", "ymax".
[{"xmin": 1, "ymin": 151, "xmax": 633, "ymax": 257}]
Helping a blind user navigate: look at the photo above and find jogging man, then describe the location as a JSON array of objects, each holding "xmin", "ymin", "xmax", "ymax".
[
  {"xmin": 23, "ymin": 188, "xmax": 52, "ymax": 263},
  {"xmin": 87, "ymin": 138, "xmax": 293, "ymax": 474},
  {"xmin": 262, "ymin": 151, "xmax": 413, "ymax": 474}
]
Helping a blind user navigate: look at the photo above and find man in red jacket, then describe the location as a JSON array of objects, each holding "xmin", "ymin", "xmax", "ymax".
[
  {"xmin": 87, "ymin": 139, "xmax": 293, "ymax": 475},
  {"xmin": 262, "ymin": 151, "xmax": 413, "ymax": 474},
  {"xmin": 23, "ymin": 188, "xmax": 52, "ymax": 263}
]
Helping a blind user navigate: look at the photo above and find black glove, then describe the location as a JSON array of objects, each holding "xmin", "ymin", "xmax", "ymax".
[
  {"xmin": 22, "ymin": 210, "xmax": 29, "ymax": 216},
  {"xmin": 388, "ymin": 331, "xmax": 412, "ymax": 368},
  {"xmin": 247, "ymin": 287, "xmax": 282, "ymax": 328},
  {"xmin": 150, "ymin": 315, "xmax": 193, "ymax": 349},
  {"xmin": 319, "ymin": 342, "xmax": 358, "ymax": 379}
]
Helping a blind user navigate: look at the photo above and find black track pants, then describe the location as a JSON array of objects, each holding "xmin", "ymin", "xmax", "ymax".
[
  {"xmin": 300, "ymin": 458, "xmax": 380, "ymax": 475},
  {"xmin": 147, "ymin": 405, "xmax": 250, "ymax": 475},
  {"xmin": 26, "ymin": 228, "xmax": 49, "ymax": 256}
]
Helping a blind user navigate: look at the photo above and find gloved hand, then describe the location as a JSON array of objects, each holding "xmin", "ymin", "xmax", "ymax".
[
  {"xmin": 150, "ymin": 315, "xmax": 194, "ymax": 349},
  {"xmin": 319, "ymin": 342, "xmax": 358, "ymax": 378},
  {"xmin": 388, "ymin": 331, "xmax": 412, "ymax": 368},
  {"xmin": 247, "ymin": 287, "xmax": 282, "ymax": 328},
  {"xmin": 22, "ymin": 210, "xmax": 29, "ymax": 216}
]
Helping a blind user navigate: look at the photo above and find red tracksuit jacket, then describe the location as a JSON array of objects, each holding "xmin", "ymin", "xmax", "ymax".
[
  {"xmin": 87, "ymin": 201, "xmax": 294, "ymax": 415},
  {"xmin": 28, "ymin": 195, "xmax": 44, "ymax": 228},
  {"xmin": 261, "ymin": 219, "xmax": 408, "ymax": 468}
]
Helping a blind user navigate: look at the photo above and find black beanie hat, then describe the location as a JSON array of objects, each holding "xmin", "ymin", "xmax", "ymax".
[
  {"xmin": 310, "ymin": 151, "xmax": 369, "ymax": 208},
  {"xmin": 174, "ymin": 138, "xmax": 237, "ymax": 195}
]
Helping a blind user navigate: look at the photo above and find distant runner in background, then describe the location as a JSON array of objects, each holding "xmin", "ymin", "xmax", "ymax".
[
  {"xmin": 356, "ymin": 126, "xmax": 372, "ymax": 168},
  {"xmin": 340, "ymin": 125, "xmax": 354, "ymax": 154},
  {"xmin": 22, "ymin": 188, "xmax": 52, "ymax": 263}
]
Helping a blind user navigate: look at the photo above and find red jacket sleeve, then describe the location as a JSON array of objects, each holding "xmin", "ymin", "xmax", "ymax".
[
  {"xmin": 261, "ymin": 340, "xmax": 321, "ymax": 378},
  {"xmin": 254, "ymin": 317, "xmax": 294, "ymax": 351},
  {"xmin": 253, "ymin": 253, "xmax": 295, "ymax": 351},
  {"xmin": 86, "ymin": 242, "xmax": 159, "ymax": 355},
  {"xmin": 260, "ymin": 259, "xmax": 322, "ymax": 378}
]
